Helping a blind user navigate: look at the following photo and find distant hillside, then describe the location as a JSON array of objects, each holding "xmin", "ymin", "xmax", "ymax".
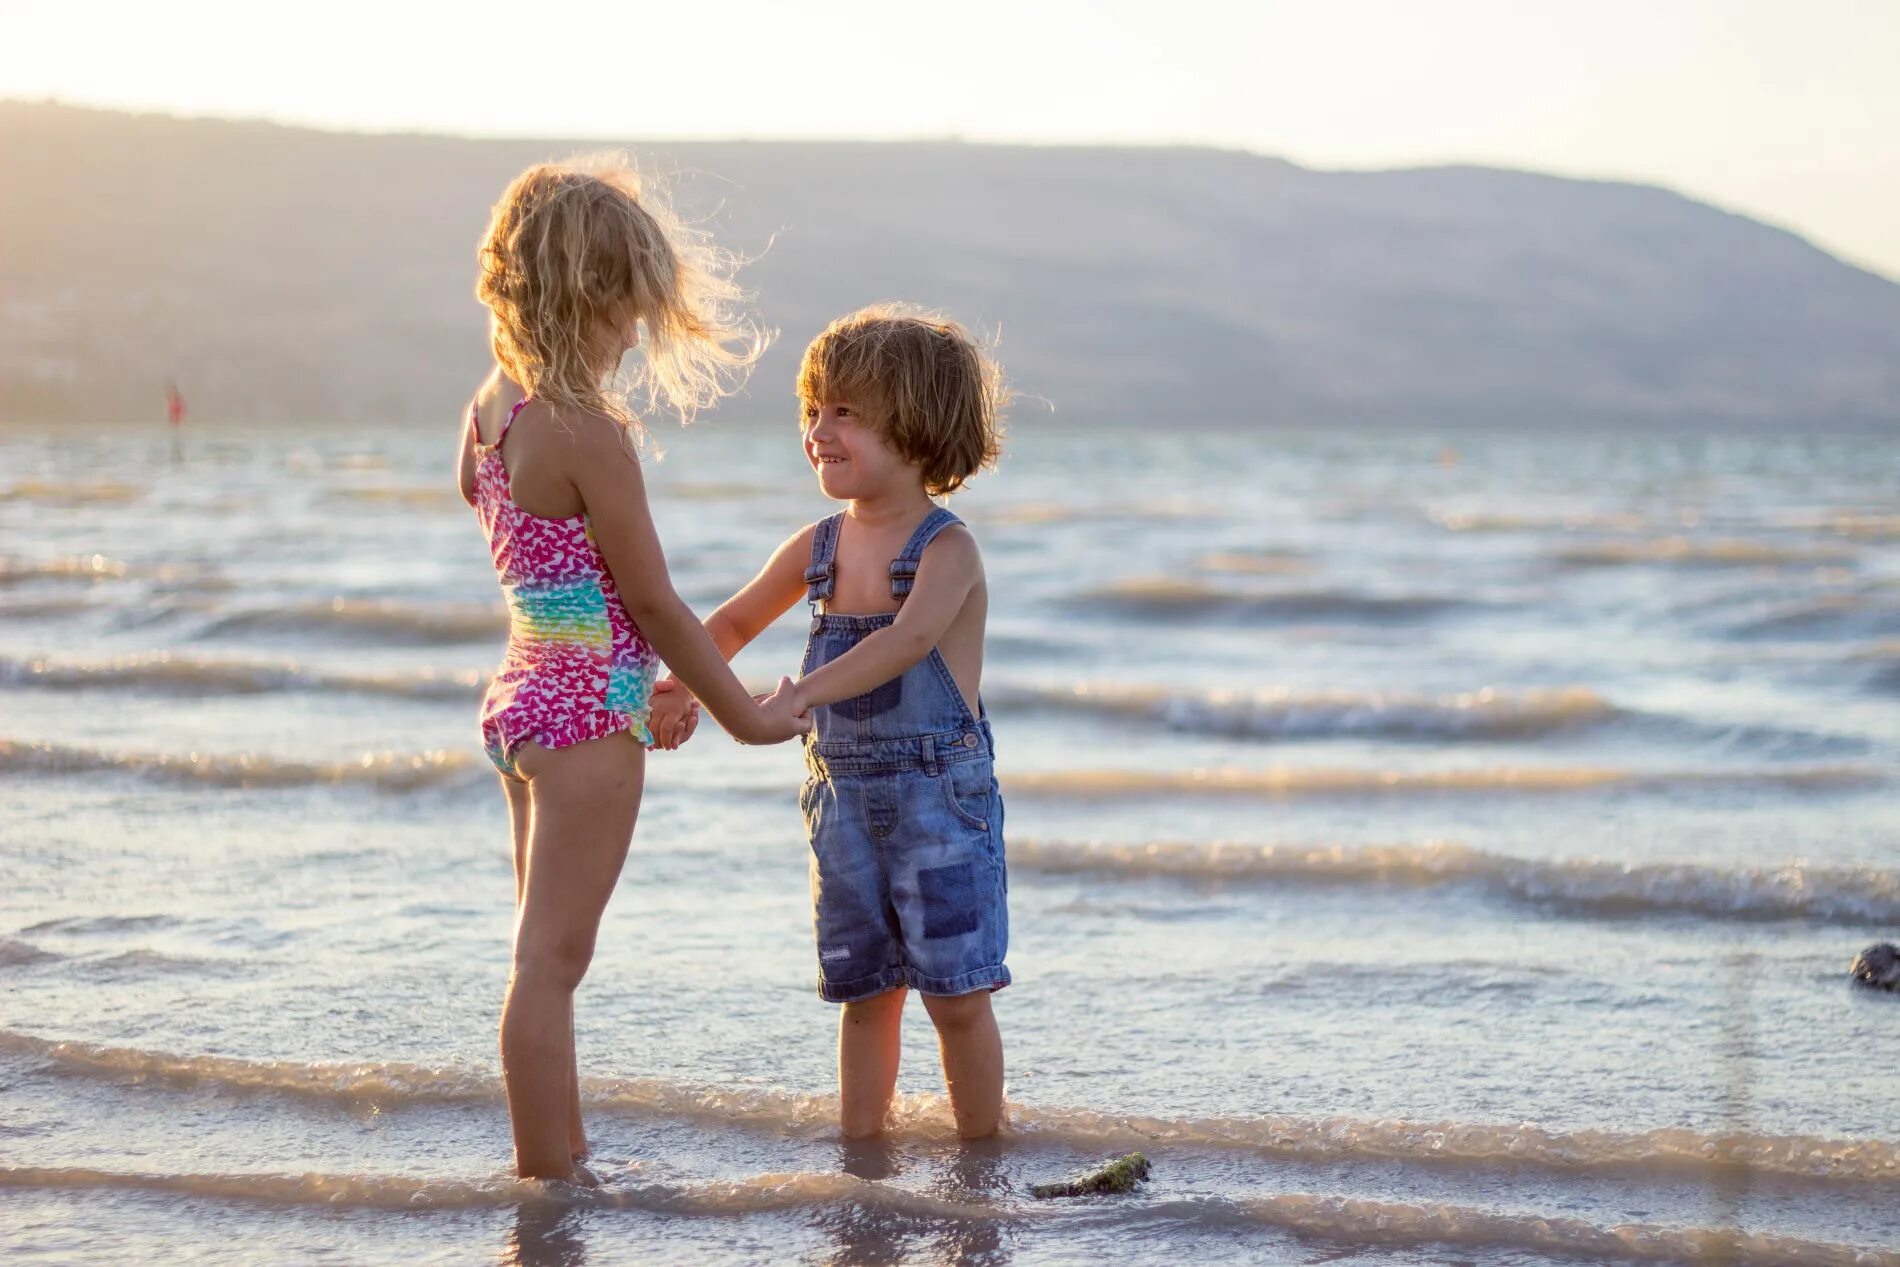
[{"xmin": 2, "ymin": 102, "xmax": 1896, "ymax": 429}]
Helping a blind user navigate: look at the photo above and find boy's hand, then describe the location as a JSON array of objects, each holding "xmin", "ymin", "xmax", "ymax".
[
  {"xmin": 647, "ymin": 677, "xmax": 700, "ymax": 751},
  {"xmin": 741, "ymin": 675, "xmax": 810, "ymax": 744}
]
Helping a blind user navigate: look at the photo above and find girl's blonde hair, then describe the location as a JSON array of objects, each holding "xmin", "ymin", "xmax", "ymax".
[
  {"xmin": 476, "ymin": 154, "xmax": 762, "ymax": 429},
  {"xmin": 797, "ymin": 304, "xmax": 1007, "ymax": 496}
]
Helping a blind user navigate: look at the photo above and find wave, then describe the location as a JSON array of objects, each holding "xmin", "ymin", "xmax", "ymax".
[
  {"xmin": 322, "ymin": 485, "xmax": 466, "ymax": 510},
  {"xmin": 0, "ymin": 653, "xmax": 482, "ymax": 701},
  {"xmin": 0, "ymin": 937, "xmax": 61, "ymax": 968},
  {"xmin": 987, "ymin": 682, "xmax": 1616, "ymax": 741},
  {"xmin": 1785, "ymin": 512, "xmax": 1900, "ymax": 542},
  {"xmin": 22, "ymin": 914, "xmax": 181, "ymax": 935},
  {"xmin": 984, "ymin": 500, "xmax": 1211, "ymax": 526},
  {"xmin": 0, "ymin": 1162, "xmax": 1000, "ymax": 1219},
  {"xmin": 652, "ymin": 480, "xmax": 778, "ymax": 501},
  {"xmin": 1193, "ymin": 550, "xmax": 1311, "ymax": 576},
  {"xmin": 1556, "ymin": 538, "xmax": 1854, "ymax": 568},
  {"xmin": 1428, "ymin": 509, "xmax": 1655, "ymax": 534},
  {"xmin": 0, "ymin": 555, "xmax": 132, "ymax": 585},
  {"xmin": 1005, "ymin": 763, "xmax": 1876, "ymax": 799},
  {"xmin": 6, "ymin": 1030, "xmax": 1894, "ymax": 1186},
  {"xmin": 1007, "ymin": 840, "xmax": 1900, "ymax": 923},
  {"xmin": 1727, "ymin": 595, "xmax": 1900, "ymax": 642},
  {"xmin": 0, "ymin": 595, "xmax": 99, "ymax": 619},
  {"xmin": 1074, "ymin": 578, "xmax": 1466, "ymax": 623},
  {"xmin": 0, "ymin": 738, "xmax": 476, "ymax": 791},
  {"xmin": 0, "ymin": 479, "xmax": 142, "ymax": 506},
  {"xmin": 3, "ymin": 1165, "xmax": 1892, "ymax": 1265},
  {"xmin": 196, "ymin": 599, "xmax": 507, "ymax": 645},
  {"xmin": 1216, "ymin": 1191, "xmax": 1899, "ymax": 1267}
]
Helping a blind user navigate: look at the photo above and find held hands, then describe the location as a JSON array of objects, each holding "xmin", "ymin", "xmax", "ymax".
[
  {"xmin": 646, "ymin": 677, "xmax": 700, "ymax": 751},
  {"xmin": 744, "ymin": 676, "xmax": 811, "ymax": 745}
]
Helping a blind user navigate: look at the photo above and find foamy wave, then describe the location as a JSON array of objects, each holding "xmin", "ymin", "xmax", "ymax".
[
  {"xmin": 6, "ymin": 1031, "xmax": 1893, "ymax": 1185},
  {"xmin": 1785, "ymin": 512, "xmax": 1900, "ymax": 542},
  {"xmin": 1194, "ymin": 550, "xmax": 1311, "ymax": 576},
  {"xmin": 1008, "ymin": 840, "xmax": 1900, "ymax": 923},
  {"xmin": 0, "ymin": 1163, "xmax": 1000, "ymax": 1218},
  {"xmin": 0, "ymin": 554, "xmax": 132, "ymax": 585},
  {"xmin": 1006, "ymin": 763, "xmax": 1875, "ymax": 799},
  {"xmin": 652, "ymin": 480, "xmax": 777, "ymax": 501},
  {"xmin": 985, "ymin": 500, "xmax": 1210, "ymax": 526},
  {"xmin": 1558, "ymin": 538, "xmax": 1854, "ymax": 568},
  {"xmin": 1011, "ymin": 1105, "xmax": 1900, "ymax": 1186},
  {"xmin": 1429, "ymin": 509, "xmax": 1654, "ymax": 534},
  {"xmin": 988, "ymin": 682, "xmax": 1615, "ymax": 740},
  {"xmin": 198, "ymin": 599, "xmax": 506, "ymax": 645},
  {"xmin": 0, "ymin": 479, "xmax": 142, "ymax": 505},
  {"xmin": 1076, "ymin": 579, "xmax": 1464, "ymax": 622},
  {"xmin": 0, "ymin": 653, "xmax": 482, "ymax": 700},
  {"xmin": 0, "ymin": 738, "xmax": 476, "ymax": 791},
  {"xmin": 1220, "ymin": 1191, "xmax": 1898, "ymax": 1267},
  {"xmin": 5, "ymin": 1163, "xmax": 1893, "ymax": 1262},
  {"xmin": 322, "ymin": 485, "xmax": 466, "ymax": 510}
]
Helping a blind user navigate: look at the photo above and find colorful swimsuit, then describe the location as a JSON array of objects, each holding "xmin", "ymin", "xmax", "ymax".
[{"xmin": 472, "ymin": 399, "xmax": 657, "ymax": 776}]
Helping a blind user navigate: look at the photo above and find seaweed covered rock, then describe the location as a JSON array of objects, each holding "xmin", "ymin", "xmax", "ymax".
[
  {"xmin": 1851, "ymin": 943, "xmax": 1900, "ymax": 991},
  {"xmin": 1031, "ymin": 1152, "xmax": 1151, "ymax": 1199}
]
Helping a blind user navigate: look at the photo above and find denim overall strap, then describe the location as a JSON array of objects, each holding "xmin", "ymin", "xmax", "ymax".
[
  {"xmin": 804, "ymin": 512, "xmax": 845, "ymax": 613},
  {"xmin": 889, "ymin": 507, "xmax": 963, "ymax": 602}
]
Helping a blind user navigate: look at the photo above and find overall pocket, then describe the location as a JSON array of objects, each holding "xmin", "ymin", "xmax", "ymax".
[{"xmin": 938, "ymin": 759, "xmax": 994, "ymax": 834}]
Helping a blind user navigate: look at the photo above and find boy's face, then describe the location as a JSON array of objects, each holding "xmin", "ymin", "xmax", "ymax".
[{"xmin": 802, "ymin": 398, "xmax": 919, "ymax": 501}]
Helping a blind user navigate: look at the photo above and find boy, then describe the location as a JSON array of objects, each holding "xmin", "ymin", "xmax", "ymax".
[{"xmin": 652, "ymin": 304, "xmax": 1010, "ymax": 1138}]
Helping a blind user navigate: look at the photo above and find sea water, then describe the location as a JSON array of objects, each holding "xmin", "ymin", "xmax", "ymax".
[{"xmin": 2, "ymin": 418, "xmax": 1896, "ymax": 1265}]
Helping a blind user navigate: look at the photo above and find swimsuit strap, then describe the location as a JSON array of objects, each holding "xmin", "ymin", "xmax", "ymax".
[
  {"xmin": 889, "ymin": 507, "xmax": 963, "ymax": 601},
  {"xmin": 804, "ymin": 512, "xmax": 846, "ymax": 611},
  {"xmin": 493, "ymin": 397, "xmax": 532, "ymax": 450}
]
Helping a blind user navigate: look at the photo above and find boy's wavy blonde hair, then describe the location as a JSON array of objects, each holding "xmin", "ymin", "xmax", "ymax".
[
  {"xmin": 797, "ymin": 304, "xmax": 1007, "ymax": 496},
  {"xmin": 476, "ymin": 154, "xmax": 762, "ymax": 429}
]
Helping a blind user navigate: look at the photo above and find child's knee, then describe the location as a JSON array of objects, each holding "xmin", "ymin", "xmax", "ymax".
[
  {"xmin": 921, "ymin": 989, "xmax": 991, "ymax": 1033},
  {"xmin": 841, "ymin": 986, "xmax": 907, "ymax": 1025},
  {"xmin": 512, "ymin": 931, "xmax": 595, "ymax": 992}
]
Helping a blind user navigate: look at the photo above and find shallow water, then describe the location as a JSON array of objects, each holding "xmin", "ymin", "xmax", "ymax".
[{"xmin": 2, "ymin": 418, "xmax": 1897, "ymax": 1265}]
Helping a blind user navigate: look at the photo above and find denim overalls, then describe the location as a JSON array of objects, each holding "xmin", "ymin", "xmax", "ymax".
[{"xmin": 798, "ymin": 507, "xmax": 1010, "ymax": 1003}]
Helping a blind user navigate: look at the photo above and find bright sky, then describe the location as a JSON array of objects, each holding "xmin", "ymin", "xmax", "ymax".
[{"xmin": 5, "ymin": 0, "xmax": 1898, "ymax": 278}]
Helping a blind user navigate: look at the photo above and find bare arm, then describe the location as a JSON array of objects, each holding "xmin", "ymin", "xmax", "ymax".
[
  {"xmin": 455, "ymin": 406, "xmax": 478, "ymax": 508},
  {"xmin": 564, "ymin": 417, "xmax": 802, "ymax": 744},
  {"xmin": 792, "ymin": 528, "xmax": 981, "ymax": 712},
  {"xmin": 699, "ymin": 525, "xmax": 817, "ymax": 661}
]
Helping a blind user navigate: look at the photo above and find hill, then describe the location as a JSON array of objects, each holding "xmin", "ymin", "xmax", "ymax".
[{"xmin": 2, "ymin": 102, "xmax": 1896, "ymax": 428}]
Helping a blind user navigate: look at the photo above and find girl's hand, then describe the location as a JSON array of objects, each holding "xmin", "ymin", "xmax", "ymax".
[
  {"xmin": 739, "ymin": 676, "xmax": 810, "ymax": 745},
  {"xmin": 646, "ymin": 678, "xmax": 700, "ymax": 751}
]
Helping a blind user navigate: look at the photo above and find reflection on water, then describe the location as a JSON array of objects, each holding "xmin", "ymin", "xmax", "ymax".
[
  {"xmin": 502, "ymin": 1198, "xmax": 589, "ymax": 1267},
  {"xmin": 822, "ymin": 1138, "xmax": 1013, "ymax": 1267}
]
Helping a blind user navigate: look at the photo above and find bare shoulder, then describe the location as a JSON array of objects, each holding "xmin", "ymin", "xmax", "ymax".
[
  {"xmin": 558, "ymin": 409, "xmax": 642, "ymax": 469},
  {"xmin": 923, "ymin": 522, "xmax": 983, "ymax": 574}
]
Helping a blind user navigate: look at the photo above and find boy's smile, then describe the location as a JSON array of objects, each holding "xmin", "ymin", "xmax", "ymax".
[{"xmin": 803, "ymin": 400, "xmax": 918, "ymax": 501}]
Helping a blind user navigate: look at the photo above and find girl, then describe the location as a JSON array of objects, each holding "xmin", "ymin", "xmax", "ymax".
[{"xmin": 456, "ymin": 156, "xmax": 806, "ymax": 1183}]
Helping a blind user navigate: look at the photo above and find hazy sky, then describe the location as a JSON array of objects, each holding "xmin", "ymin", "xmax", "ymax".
[{"xmin": 5, "ymin": 0, "xmax": 1897, "ymax": 278}]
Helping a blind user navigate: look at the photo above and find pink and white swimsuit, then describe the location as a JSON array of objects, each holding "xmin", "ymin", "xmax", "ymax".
[{"xmin": 471, "ymin": 399, "xmax": 657, "ymax": 776}]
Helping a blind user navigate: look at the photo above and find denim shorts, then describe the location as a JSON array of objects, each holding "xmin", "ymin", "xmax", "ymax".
[{"xmin": 801, "ymin": 726, "xmax": 1010, "ymax": 1003}]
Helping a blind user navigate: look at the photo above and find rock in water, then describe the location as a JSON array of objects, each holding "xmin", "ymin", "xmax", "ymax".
[
  {"xmin": 1851, "ymin": 943, "xmax": 1900, "ymax": 990},
  {"xmin": 1031, "ymin": 1152, "xmax": 1152, "ymax": 1199}
]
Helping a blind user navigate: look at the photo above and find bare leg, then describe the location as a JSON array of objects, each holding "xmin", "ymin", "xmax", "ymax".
[
  {"xmin": 566, "ymin": 999, "xmax": 587, "ymax": 1160},
  {"xmin": 500, "ymin": 733, "xmax": 643, "ymax": 1180},
  {"xmin": 838, "ymin": 985, "xmax": 907, "ymax": 1138},
  {"xmin": 920, "ymin": 991, "xmax": 1003, "ymax": 1139},
  {"xmin": 504, "ymin": 776, "xmax": 588, "ymax": 1162}
]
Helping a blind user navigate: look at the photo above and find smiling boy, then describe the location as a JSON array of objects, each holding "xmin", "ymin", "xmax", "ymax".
[{"xmin": 658, "ymin": 305, "xmax": 1012, "ymax": 1138}]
